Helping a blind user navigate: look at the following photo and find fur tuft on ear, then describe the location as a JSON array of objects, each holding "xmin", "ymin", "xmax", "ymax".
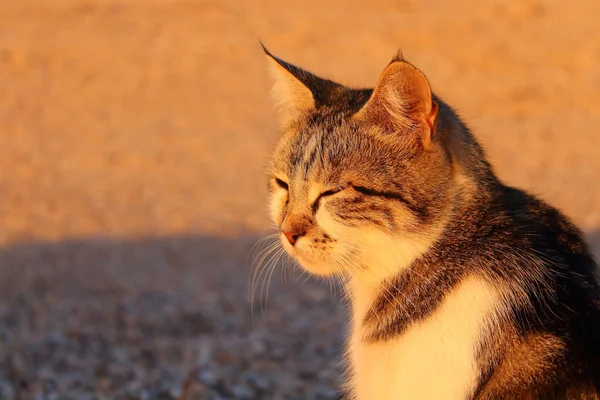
[
  {"xmin": 390, "ymin": 49, "xmax": 405, "ymax": 63},
  {"xmin": 353, "ymin": 57, "xmax": 438, "ymax": 147},
  {"xmin": 262, "ymin": 44, "xmax": 316, "ymax": 127}
]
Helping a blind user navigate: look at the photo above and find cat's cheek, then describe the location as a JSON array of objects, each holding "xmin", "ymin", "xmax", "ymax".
[{"xmin": 314, "ymin": 208, "xmax": 343, "ymax": 240}]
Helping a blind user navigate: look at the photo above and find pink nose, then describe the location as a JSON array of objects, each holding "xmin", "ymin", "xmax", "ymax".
[{"xmin": 282, "ymin": 228, "xmax": 306, "ymax": 246}]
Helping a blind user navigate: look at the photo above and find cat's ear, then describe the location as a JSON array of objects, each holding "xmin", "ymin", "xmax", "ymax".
[
  {"xmin": 353, "ymin": 53, "xmax": 438, "ymax": 147},
  {"xmin": 262, "ymin": 44, "xmax": 339, "ymax": 127}
]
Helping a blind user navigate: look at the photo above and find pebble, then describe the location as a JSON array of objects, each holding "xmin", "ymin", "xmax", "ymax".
[
  {"xmin": 196, "ymin": 369, "xmax": 220, "ymax": 387},
  {"xmin": 243, "ymin": 372, "xmax": 270, "ymax": 392},
  {"xmin": 0, "ymin": 382, "xmax": 15, "ymax": 399},
  {"xmin": 231, "ymin": 384, "xmax": 255, "ymax": 399}
]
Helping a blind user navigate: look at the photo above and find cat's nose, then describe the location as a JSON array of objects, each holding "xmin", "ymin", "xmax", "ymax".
[{"xmin": 282, "ymin": 227, "xmax": 306, "ymax": 246}]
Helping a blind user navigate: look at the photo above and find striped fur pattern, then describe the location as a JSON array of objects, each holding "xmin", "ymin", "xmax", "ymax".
[{"xmin": 263, "ymin": 46, "xmax": 600, "ymax": 399}]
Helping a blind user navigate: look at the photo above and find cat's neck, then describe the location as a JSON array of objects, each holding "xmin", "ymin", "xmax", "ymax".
[
  {"xmin": 344, "ymin": 224, "xmax": 445, "ymax": 325},
  {"xmin": 344, "ymin": 171, "xmax": 491, "ymax": 326}
]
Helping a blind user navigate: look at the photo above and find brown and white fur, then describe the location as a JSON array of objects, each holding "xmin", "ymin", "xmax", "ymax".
[{"xmin": 262, "ymin": 45, "xmax": 600, "ymax": 399}]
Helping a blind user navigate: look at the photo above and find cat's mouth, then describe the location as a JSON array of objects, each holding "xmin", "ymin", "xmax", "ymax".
[{"xmin": 279, "ymin": 233, "xmax": 341, "ymax": 277}]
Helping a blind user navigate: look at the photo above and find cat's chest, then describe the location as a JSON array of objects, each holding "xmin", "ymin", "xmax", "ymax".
[{"xmin": 348, "ymin": 276, "xmax": 502, "ymax": 400}]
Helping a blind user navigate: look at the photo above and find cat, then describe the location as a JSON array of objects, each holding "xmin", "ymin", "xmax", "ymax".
[{"xmin": 262, "ymin": 44, "xmax": 600, "ymax": 399}]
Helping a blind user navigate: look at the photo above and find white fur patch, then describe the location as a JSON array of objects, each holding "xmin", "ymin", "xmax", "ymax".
[{"xmin": 348, "ymin": 275, "xmax": 504, "ymax": 400}]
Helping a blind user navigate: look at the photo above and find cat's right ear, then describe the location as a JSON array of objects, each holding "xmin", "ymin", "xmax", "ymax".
[{"xmin": 262, "ymin": 44, "xmax": 317, "ymax": 127}]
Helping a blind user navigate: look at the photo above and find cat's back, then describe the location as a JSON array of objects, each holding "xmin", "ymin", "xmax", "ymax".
[{"xmin": 465, "ymin": 184, "xmax": 600, "ymax": 399}]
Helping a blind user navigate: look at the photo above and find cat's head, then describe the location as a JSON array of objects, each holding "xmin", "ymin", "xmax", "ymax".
[{"xmin": 265, "ymin": 47, "xmax": 457, "ymax": 280}]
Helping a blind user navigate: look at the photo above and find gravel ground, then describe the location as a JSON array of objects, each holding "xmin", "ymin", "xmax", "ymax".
[{"xmin": 0, "ymin": 236, "xmax": 348, "ymax": 400}]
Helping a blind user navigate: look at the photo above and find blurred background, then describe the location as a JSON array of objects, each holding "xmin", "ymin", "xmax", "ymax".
[{"xmin": 0, "ymin": 0, "xmax": 599, "ymax": 399}]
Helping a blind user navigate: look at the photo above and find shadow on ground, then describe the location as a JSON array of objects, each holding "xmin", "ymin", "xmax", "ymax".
[
  {"xmin": 0, "ymin": 235, "xmax": 264, "ymax": 299},
  {"xmin": 0, "ymin": 234, "xmax": 347, "ymax": 400}
]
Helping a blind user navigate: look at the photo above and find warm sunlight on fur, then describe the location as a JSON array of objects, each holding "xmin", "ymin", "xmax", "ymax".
[
  {"xmin": 264, "ymin": 45, "xmax": 317, "ymax": 128},
  {"xmin": 348, "ymin": 276, "xmax": 504, "ymax": 399},
  {"xmin": 263, "ymin": 45, "xmax": 600, "ymax": 399}
]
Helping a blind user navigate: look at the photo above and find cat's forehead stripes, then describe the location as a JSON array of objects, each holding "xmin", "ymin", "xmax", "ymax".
[
  {"xmin": 300, "ymin": 131, "xmax": 322, "ymax": 175},
  {"xmin": 284, "ymin": 134, "xmax": 323, "ymax": 211},
  {"xmin": 285, "ymin": 124, "xmax": 359, "ymax": 189},
  {"xmin": 287, "ymin": 126, "xmax": 327, "ymax": 181}
]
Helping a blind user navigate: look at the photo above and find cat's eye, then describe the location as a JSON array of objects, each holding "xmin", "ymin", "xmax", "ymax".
[
  {"xmin": 312, "ymin": 185, "xmax": 346, "ymax": 213},
  {"xmin": 319, "ymin": 187, "xmax": 344, "ymax": 198},
  {"xmin": 274, "ymin": 178, "xmax": 289, "ymax": 190}
]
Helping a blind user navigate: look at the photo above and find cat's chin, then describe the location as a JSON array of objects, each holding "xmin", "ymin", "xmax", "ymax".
[
  {"xmin": 281, "ymin": 240, "xmax": 339, "ymax": 277},
  {"xmin": 295, "ymin": 259, "xmax": 338, "ymax": 277}
]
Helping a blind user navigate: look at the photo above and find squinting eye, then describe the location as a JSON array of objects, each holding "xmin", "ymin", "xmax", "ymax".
[
  {"xmin": 312, "ymin": 185, "xmax": 346, "ymax": 213},
  {"xmin": 319, "ymin": 187, "xmax": 344, "ymax": 198},
  {"xmin": 275, "ymin": 178, "xmax": 289, "ymax": 190}
]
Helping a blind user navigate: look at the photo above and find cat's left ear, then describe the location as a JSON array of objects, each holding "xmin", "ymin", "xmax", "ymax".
[
  {"xmin": 353, "ymin": 54, "xmax": 438, "ymax": 147},
  {"xmin": 262, "ymin": 44, "xmax": 340, "ymax": 127}
]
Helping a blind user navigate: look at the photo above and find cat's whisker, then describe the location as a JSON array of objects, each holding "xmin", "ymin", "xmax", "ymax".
[
  {"xmin": 262, "ymin": 247, "xmax": 286, "ymax": 314},
  {"xmin": 336, "ymin": 251, "xmax": 389, "ymax": 327},
  {"xmin": 250, "ymin": 240, "xmax": 281, "ymax": 303},
  {"xmin": 280, "ymin": 252, "xmax": 292, "ymax": 287},
  {"xmin": 250, "ymin": 240, "xmax": 284, "ymax": 318},
  {"xmin": 247, "ymin": 232, "xmax": 279, "ymax": 262},
  {"xmin": 257, "ymin": 249, "xmax": 281, "ymax": 318},
  {"xmin": 329, "ymin": 257, "xmax": 349, "ymax": 302},
  {"xmin": 338, "ymin": 248, "xmax": 417, "ymax": 326},
  {"xmin": 259, "ymin": 247, "xmax": 286, "ymax": 318}
]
